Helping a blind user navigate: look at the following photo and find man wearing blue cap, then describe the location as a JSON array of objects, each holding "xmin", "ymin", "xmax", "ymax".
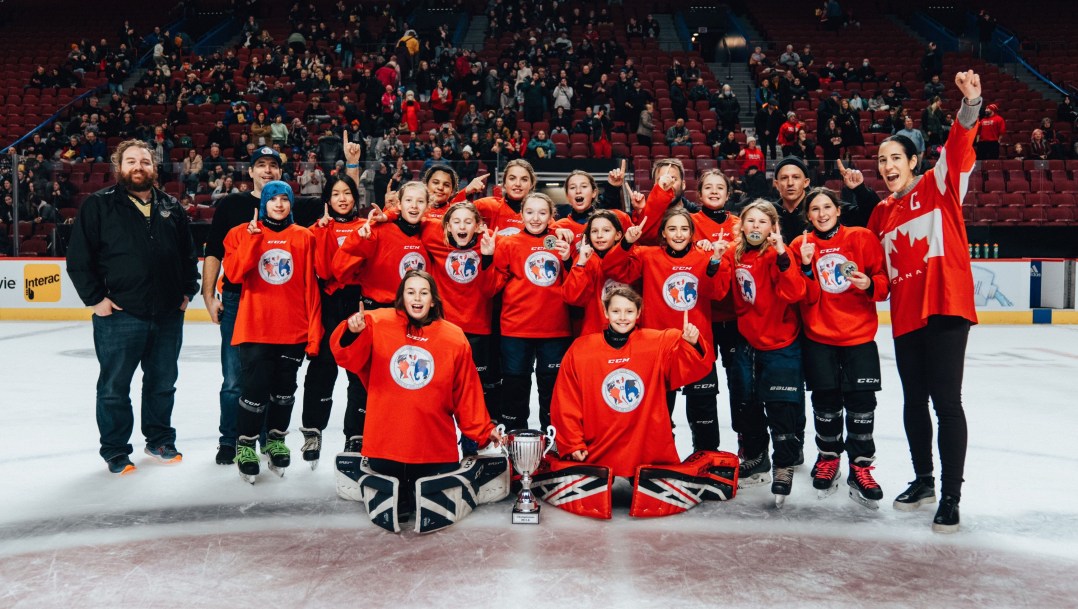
[{"xmin": 202, "ymin": 140, "xmax": 362, "ymax": 464}]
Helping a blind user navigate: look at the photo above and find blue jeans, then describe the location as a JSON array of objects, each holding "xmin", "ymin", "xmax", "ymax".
[
  {"xmin": 92, "ymin": 309, "xmax": 185, "ymax": 460},
  {"xmin": 218, "ymin": 291, "xmax": 242, "ymax": 446}
]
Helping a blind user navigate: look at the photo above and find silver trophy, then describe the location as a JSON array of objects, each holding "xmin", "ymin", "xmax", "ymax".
[{"xmin": 507, "ymin": 426, "xmax": 556, "ymax": 524}]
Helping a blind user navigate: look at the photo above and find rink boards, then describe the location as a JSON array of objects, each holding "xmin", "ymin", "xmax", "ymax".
[{"xmin": 1, "ymin": 257, "xmax": 1076, "ymax": 324}]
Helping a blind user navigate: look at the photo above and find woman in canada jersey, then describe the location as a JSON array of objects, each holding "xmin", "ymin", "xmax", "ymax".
[
  {"xmin": 331, "ymin": 180, "xmax": 430, "ymax": 452},
  {"xmin": 611, "ymin": 207, "xmax": 729, "ymax": 454},
  {"xmin": 301, "ymin": 175, "xmax": 366, "ymax": 467},
  {"xmin": 789, "ymin": 187, "xmax": 888, "ymax": 509},
  {"xmin": 331, "ymin": 270, "xmax": 502, "ymax": 521},
  {"xmin": 867, "ymin": 70, "xmax": 982, "ymax": 533},
  {"xmin": 553, "ymin": 286, "xmax": 712, "ymax": 477}
]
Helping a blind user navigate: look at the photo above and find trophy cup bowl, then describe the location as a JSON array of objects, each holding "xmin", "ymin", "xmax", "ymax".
[{"xmin": 507, "ymin": 426, "xmax": 556, "ymax": 524}]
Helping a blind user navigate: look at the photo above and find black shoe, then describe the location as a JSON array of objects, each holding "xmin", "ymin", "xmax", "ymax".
[
  {"xmin": 144, "ymin": 443, "xmax": 183, "ymax": 463},
  {"xmin": 107, "ymin": 454, "xmax": 136, "ymax": 475},
  {"xmin": 932, "ymin": 494, "xmax": 960, "ymax": 533},
  {"xmin": 215, "ymin": 444, "xmax": 236, "ymax": 465},
  {"xmin": 893, "ymin": 475, "xmax": 936, "ymax": 511}
]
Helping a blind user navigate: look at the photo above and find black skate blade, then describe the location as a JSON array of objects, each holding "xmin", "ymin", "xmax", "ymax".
[
  {"xmin": 849, "ymin": 487, "xmax": 879, "ymax": 510},
  {"xmin": 737, "ymin": 472, "xmax": 771, "ymax": 489}
]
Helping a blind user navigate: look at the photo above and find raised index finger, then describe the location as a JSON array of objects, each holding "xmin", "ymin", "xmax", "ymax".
[
  {"xmin": 836, "ymin": 158, "xmax": 847, "ymax": 175},
  {"xmin": 343, "ymin": 130, "xmax": 349, "ymax": 145},
  {"xmin": 683, "ymin": 308, "xmax": 689, "ymax": 326}
]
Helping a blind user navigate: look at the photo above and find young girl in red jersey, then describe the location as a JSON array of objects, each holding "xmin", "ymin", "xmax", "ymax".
[
  {"xmin": 421, "ymin": 164, "xmax": 489, "ymax": 221},
  {"xmin": 789, "ymin": 188, "xmax": 888, "ymax": 508},
  {"xmin": 630, "ymin": 158, "xmax": 690, "ymax": 245},
  {"xmin": 223, "ymin": 181, "xmax": 321, "ymax": 483},
  {"xmin": 493, "ymin": 192, "xmax": 573, "ymax": 431},
  {"xmin": 422, "ymin": 201, "xmax": 499, "ymax": 450},
  {"xmin": 562, "ymin": 210, "xmax": 631, "ymax": 336},
  {"xmin": 331, "ymin": 180, "xmax": 429, "ymax": 452},
  {"xmin": 554, "ymin": 169, "xmax": 635, "ymax": 253},
  {"xmin": 723, "ymin": 199, "xmax": 806, "ymax": 506},
  {"xmin": 614, "ymin": 208, "xmax": 729, "ymax": 452},
  {"xmin": 473, "ymin": 158, "xmax": 538, "ymax": 235},
  {"xmin": 330, "ymin": 270, "xmax": 502, "ymax": 520},
  {"xmin": 553, "ymin": 286, "xmax": 712, "ymax": 477},
  {"xmin": 868, "ymin": 71, "xmax": 982, "ymax": 532},
  {"xmin": 300, "ymin": 175, "xmax": 366, "ymax": 469}
]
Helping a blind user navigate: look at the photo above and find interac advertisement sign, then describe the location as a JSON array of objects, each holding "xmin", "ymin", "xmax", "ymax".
[{"xmin": 23, "ymin": 264, "xmax": 63, "ymax": 303}]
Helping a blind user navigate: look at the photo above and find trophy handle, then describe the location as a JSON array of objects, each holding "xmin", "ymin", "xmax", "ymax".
[
  {"xmin": 494, "ymin": 424, "xmax": 508, "ymax": 455},
  {"xmin": 542, "ymin": 425, "xmax": 557, "ymax": 457}
]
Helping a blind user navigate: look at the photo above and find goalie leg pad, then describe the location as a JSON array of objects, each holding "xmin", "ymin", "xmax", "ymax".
[
  {"xmin": 355, "ymin": 458, "xmax": 401, "ymax": 533},
  {"xmin": 335, "ymin": 453, "xmax": 364, "ymax": 502},
  {"xmin": 629, "ymin": 450, "xmax": 740, "ymax": 518},
  {"xmin": 531, "ymin": 455, "xmax": 613, "ymax": 520},
  {"xmin": 413, "ymin": 454, "xmax": 510, "ymax": 534}
]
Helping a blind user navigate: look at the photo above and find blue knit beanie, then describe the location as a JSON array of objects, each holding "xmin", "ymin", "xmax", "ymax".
[{"xmin": 260, "ymin": 180, "xmax": 294, "ymax": 223}]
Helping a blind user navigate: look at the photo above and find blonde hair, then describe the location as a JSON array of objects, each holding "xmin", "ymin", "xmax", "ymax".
[
  {"xmin": 734, "ymin": 199, "xmax": 780, "ymax": 264},
  {"xmin": 397, "ymin": 180, "xmax": 429, "ymax": 204}
]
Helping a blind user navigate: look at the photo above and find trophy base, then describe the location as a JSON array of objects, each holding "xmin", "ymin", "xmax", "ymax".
[{"xmin": 512, "ymin": 508, "xmax": 540, "ymax": 525}]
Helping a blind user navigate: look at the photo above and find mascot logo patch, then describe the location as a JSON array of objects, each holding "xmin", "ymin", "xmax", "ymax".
[
  {"xmin": 662, "ymin": 272, "xmax": 699, "ymax": 311},
  {"xmin": 602, "ymin": 368, "xmax": 644, "ymax": 413},
  {"xmin": 446, "ymin": 250, "xmax": 480, "ymax": 284},
  {"xmin": 258, "ymin": 249, "xmax": 293, "ymax": 285},
  {"xmin": 735, "ymin": 268, "xmax": 756, "ymax": 305},
  {"xmin": 398, "ymin": 252, "xmax": 427, "ymax": 277},
  {"xmin": 816, "ymin": 253, "xmax": 852, "ymax": 294},
  {"xmin": 524, "ymin": 251, "xmax": 560, "ymax": 287},
  {"xmin": 391, "ymin": 345, "xmax": 435, "ymax": 390},
  {"xmin": 24, "ymin": 264, "xmax": 62, "ymax": 302}
]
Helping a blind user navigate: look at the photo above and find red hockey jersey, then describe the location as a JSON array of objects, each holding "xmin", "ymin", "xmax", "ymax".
[
  {"xmin": 311, "ymin": 217, "xmax": 365, "ymax": 295},
  {"xmin": 332, "ymin": 221, "xmax": 428, "ymax": 304},
  {"xmin": 561, "ymin": 253, "xmax": 632, "ymax": 336},
  {"xmin": 422, "ymin": 222, "xmax": 497, "ymax": 335},
  {"xmin": 223, "ymin": 223, "xmax": 322, "ymax": 355},
  {"xmin": 692, "ymin": 210, "xmax": 741, "ymax": 322},
  {"xmin": 725, "ymin": 246, "xmax": 805, "ymax": 351},
  {"xmin": 867, "ymin": 119, "xmax": 978, "ymax": 337},
  {"xmin": 330, "ymin": 309, "xmax": 494, "ymax": 464},
  {"xmin": 790, "ymin": 226, "xmax": 888, "ymax": 346},
  {"xmin": 552, "ymin": 329, "xmax": 713, "ymax": 477},
  {"xmin": 493, "ymin": 229, "xmax": 571, "ymax": 338}
]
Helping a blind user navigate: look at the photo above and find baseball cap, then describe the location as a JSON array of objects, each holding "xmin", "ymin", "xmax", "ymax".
[{"xmin": 250, "ymin": 146, "xmax": 281, "ymax": 166}]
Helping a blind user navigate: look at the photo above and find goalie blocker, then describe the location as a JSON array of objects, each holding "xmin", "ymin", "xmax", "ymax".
[
  {"xmin": 335, "ymin": 452, "xmax": 510, "ymax": 534},
  {"xmin": 531, "ymin": 450, "xmax": 739, "ymax": 519}
]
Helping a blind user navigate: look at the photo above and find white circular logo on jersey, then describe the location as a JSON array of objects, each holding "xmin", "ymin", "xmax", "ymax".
[
  {"xmin": 445, "ymin": 250, "xmax": 481, "ymax": 284},
  {"xmin": 398, "ymin": 252, "xmax": 427, "ymax": 277},
  {"xmin": 258, "ymin": 249, "xmax": 294, "ymax": 285},
  {"xmin": 524, "ymin": 251, "xmax": 560, "ymax": 287},
  {"xmin": 735, "ymin": 268, "xmax": 756, "ymax": 305},
  {"xmin": 390, "ymin": 345, "xmax": 435, "ymax": 390},
  {"xmin": 661, "ymin": 271, "xmax": 699, "ymax": 311},
  {"xmin": 602, "ymin": 368, "xmax": 645, "ymax": 413},
  {"xmin": 816, "ymin": 252, "xmax": 853, "ymax": 294}
]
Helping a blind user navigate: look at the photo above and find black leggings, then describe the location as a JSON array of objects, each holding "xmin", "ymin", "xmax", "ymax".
[
  {"xmin": 303, "ymin": 288, "xmax": 366, "ymax": 433},
  {"xmin": 893, "ymin": 315, "xmax": 970, "ymax": 498},
  {"xmin": 237, "ymin": 343, "xmax": 305, "ymax": 438}
]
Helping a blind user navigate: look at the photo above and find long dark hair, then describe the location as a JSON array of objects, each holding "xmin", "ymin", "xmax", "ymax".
[
  {"xmin": 879, "ymin": 134, "xmax": 920, "ymax": 173},
  {"xmin": 394, "ymin": 270, "xmax": 444, "ymax": 333},
  {"xmin": 583, "ymin": 209, "xmax": 624, "ymax": 250},
  {"xmin": 322, "ymin": 174, "xmax": 361, "ymax": 219}
]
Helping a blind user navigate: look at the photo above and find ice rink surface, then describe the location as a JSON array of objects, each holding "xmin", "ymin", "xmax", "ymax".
[{"xmin": 1, "ymin": 321, "xmax": 1077, "ymax": 608}]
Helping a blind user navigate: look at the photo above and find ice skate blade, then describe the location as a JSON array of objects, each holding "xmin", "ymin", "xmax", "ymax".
[
  {"xmin": 774, "ymin": 494, "xmax": 787, "ymax": 508},
  {"xmin": 267, "ymin": 464, "xmax": 287, "ymax": 478},
  {"xmin": 816, "ymin": 483, "xmax": 839, "ymax": 499},
  {"xmin": 892, "ymin": 495, "xmax": 936, "ymax": 512},
  {"xmin": 848, "ymin": 488, "xmax": 879, "ymax": 510},
  {"xmin": 239, "ymin": 472, "xmax": 257, "ymax": 484},
  {"xmin": 737, "ymin": 473, "xmax": 772, "ymax": 489},
  {"xmin": 931, "ymin": 521, "xmax": 959, "ymax": 534},
  {"xmin": 308, "ymin": 460, "xmax": 319, "ymax": 471}
]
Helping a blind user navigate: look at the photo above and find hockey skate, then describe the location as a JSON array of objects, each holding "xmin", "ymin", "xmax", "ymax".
[
  {"xmin": 737, "ymin": 452, "xmax": 771, "ymax": 489},
  {"xmin": 893, "ymin": 475, "xmax": 936, "ymax": 512},
  {"xmin": 262, "ymin": 430, "xmax": 290, "ymax": 477},
  {"xmin": 235, "ymin": 437, "xmax": 260, "ymax": 484},
  {"xmin": 847, "ymin": 457, "xmax": 883, "ymax": 510},
  {"xmin": 772, "ymin": 465, "xmax": 794, "ymax": 507},
  {"xmin": 300, "ymin": 427, "xmax": 321, "ymax": 470},
  {"xmin": 343, "ymin": 435, "xmax": 363, "ymax": 455},
  {"xmin": 812, "ymin": 452, "xmax": 841, "ymax": 499}
]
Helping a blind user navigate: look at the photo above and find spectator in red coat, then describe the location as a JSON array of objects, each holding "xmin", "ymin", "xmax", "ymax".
[{"xmin": 976, "ymin": 103, "xmax": 1005, "ymax": 160}]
